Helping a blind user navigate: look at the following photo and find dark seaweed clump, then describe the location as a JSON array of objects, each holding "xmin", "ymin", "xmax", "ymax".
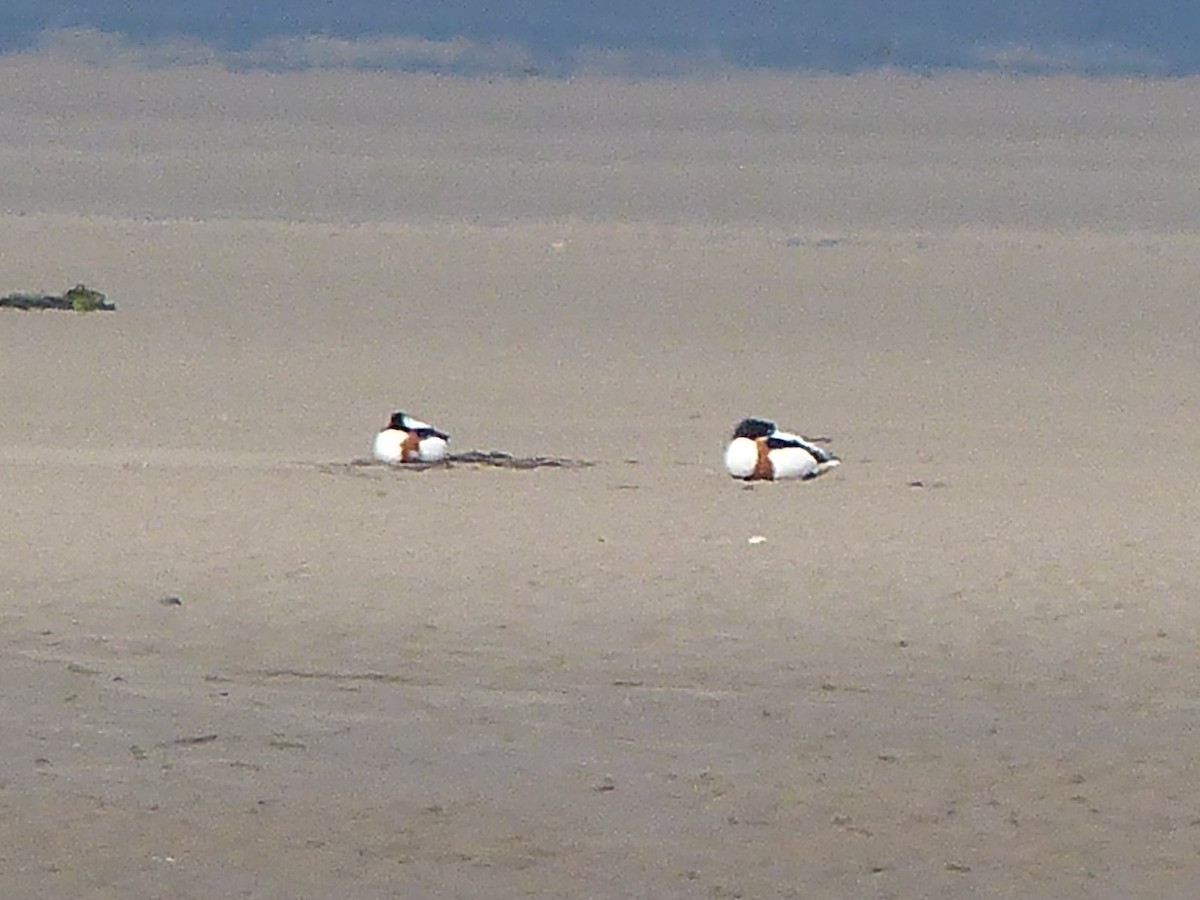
[{"xmin": 0, "ymin": 284, "xmax": 115, "ymax": 312}]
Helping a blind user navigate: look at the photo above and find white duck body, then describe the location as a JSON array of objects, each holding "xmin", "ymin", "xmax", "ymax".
[
  {"xmin": 372, "ymin": 412, "xmax": 450, "ymax": 464},
  {"xmin": 724, "ymin": 437, "xmax": 766, "ymax": 479},
  {"xmin": 724, "ymin": 418, "xmax": 839, "ymax": 482}
]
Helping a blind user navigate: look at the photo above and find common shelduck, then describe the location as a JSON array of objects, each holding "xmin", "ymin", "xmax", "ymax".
[
  {"xmin": 724, "ymin": 417, "xmax": 840, "ymax": 481},
  {"xmin": 372, "ymin": 411, "xmax": 450, "ymax": 464}
]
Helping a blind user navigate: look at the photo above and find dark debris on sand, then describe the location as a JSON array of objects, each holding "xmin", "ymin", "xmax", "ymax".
[
  {"xmin": 445, "ymin": 450, "xmax": 595, "ymax": 469},
  {"xmin": 322, "ymin": 451, "xmax": 596, "ymax": 475}
]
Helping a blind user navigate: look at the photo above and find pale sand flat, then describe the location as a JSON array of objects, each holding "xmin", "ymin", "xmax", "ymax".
[{"xmin": 2, "ymin": 62, "xmax": 1200, "ymax": 900}]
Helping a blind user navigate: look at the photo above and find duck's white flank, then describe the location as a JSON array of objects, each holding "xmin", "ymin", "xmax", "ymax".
[
  {"xmin": 413, "ymin": 433, "xmax": 449, "ymax": 463},
  {"xmin": 768, "ymin": 446, "xmax": 838, "ymax": 480}
]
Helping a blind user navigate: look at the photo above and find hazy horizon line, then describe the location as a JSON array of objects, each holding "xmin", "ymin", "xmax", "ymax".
[{"xmin": 0, "ymin": 27, "xmax": 1179, "ymax": 79}]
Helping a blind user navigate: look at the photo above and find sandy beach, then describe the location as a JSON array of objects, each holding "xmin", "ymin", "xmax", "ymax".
[{"xmin": 3, "ymin": 59, "xmax": 1200, "ymax": 898}]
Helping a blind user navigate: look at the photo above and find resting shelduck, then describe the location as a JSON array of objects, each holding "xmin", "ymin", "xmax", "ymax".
[
  {"xmin": 372, "ymin": 411, "xmax": 450, "ymax": 464},
  {"xmin": 724, "ymin": 418, "xmax": 840, "ymax": 481}
]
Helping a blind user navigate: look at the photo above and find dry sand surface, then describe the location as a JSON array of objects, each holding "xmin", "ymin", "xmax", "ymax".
[{"xmin": 3, "ymin": 59, "xmax": 1200, "ymax": 898}]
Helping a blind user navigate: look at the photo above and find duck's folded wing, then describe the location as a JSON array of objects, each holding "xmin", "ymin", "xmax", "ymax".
[{"xmin": 767, "ymin": 431, "xmax": 837, "ymax": 462}]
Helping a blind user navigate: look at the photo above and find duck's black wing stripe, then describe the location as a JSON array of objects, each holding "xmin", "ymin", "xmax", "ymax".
[
  {"xmin": 766, "ymin": 434, "xmax": 838, "ymax": 462},
  {"xmin": 765, "ymin": 434, "xmax": 804, "ymax": 450}
]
